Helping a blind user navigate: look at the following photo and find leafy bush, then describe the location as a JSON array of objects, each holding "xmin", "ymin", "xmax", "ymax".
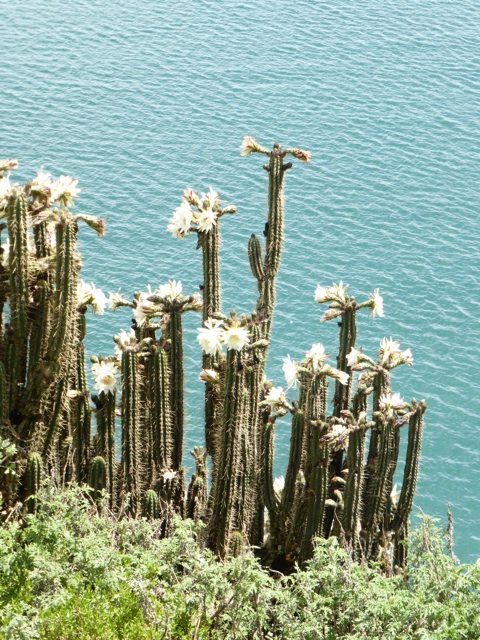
[{"xmin": 0, "ymin": 485, "xmax": 479, "ymax": 639}]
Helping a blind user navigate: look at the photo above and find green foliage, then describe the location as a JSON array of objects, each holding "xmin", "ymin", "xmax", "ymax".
[{"xmin": 0, "ymin": 486, "xmax": 479, "ymax": 639}]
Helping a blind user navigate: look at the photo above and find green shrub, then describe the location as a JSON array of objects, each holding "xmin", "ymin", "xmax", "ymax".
[{"xmin": 0, "ymin": 485, "xmax": 479, "ymax": 639}]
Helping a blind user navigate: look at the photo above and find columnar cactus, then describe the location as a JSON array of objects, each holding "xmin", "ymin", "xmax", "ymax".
[
  {"xmin": 0, "ymin": 145, "xmax": 426, "ymax": 574},
  {"xmin": 120, "ymin": 347, "xmax": 142, "ymax": 515},
  {"xmin": 89, "ymin": 456, "xmax": 107, "ymax": 504},
  {"xmin": 142, "ymin": 488, "xmax": 160, "ymax": 520},
  {"xmin": 241, "ymin": 138, "xmax": 310, "ymax": 341},
  {"xmin": 25, "ymin": 452, "xmax": 42, "ymax": 513},
  {"xmin": 167, "ymin": 188, "xmax": 236, "ymax": 461},
  {"xmin": 186, "ymin": 446, "xmax": 208, "ymax": 521},
  {"xmin": 148, "ymin": 346, "xmax": 173, "ymax": 472},
  {"xmin": 91, "ymin": 360, "xmax": 118, "ymax": 507},
  {"xmin": 206, "ymin": 345, "xmax": 247, "ymax": 557}
]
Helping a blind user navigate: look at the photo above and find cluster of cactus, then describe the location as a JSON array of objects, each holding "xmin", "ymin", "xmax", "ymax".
[{"xmin": 0, "ymin": 140, "xmax": 426, "ymax": 572}]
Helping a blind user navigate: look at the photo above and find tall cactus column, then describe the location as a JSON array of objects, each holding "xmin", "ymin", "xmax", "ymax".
[
  {"xmin": 333, "ymin": 306, "xmax": 357, "ymax": 418},
  {"xmin": 200, "ymin": 225, "xmax": 223, "ymax": 462},
  {"xmin": 341, "ymin": 391, "xmax": 369, "ymax": 558},
  {"xmin": 167, "ymin": 307, "xmax": 184, "ymax": 471},
  {"xmin": 72, "ymin": 312, "xmax": 91, "ymax": 483},
  {"xmin": 121, "ymin": 348, "xmax": 142, "ymax": 515},
  {"xmin": 241, "ymin": 137, "xmax": 310, "ymax": 342},
  {"xmin": 149, "ymin": 345, "xmax": 173, "ymax": 472},
  {"xmin": 92, "ymin": 386, "xmax": 117, "ymax": 507},
  {"xmin": 392, "ymin": 399, "xmax": 426, "ymax": 566},
  {"xmin": 6, "ymin": 191, "xmax": 29, "ymax": 413},
  {"xmin": 207, "ymin": 347, "xmax": 246, "ymax": 557}
]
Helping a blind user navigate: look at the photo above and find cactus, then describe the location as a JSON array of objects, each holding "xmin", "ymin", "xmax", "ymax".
[
  {"xmin": 92, "ymin": 387, "xmax": 116, "ymax": 507},
  {"xmin": 186, "ymin": 446, "xmax": 208, "ymax": 521},
  {"xmin": 5, "ymin": 191, "xmax": 29, "ymax": 411},
  {"xmin": 229, "ymin": 531, "xmax": 244, "ymax": 558},
  {"xmin": 142, "ymin": 489, "xmax": 160, "ymax": 519},
  {"xmin": 243, "ymin": 140, "xmax": 309, "ymax": 341},
  {"xmin": 121, "ymin": 348, "xmax": 142, "ymax": 515},
  {"xmin": 206, "ymin": 347, "xmax": 247, "ymax": 557},
  {"xmin": 248, "ymin": 234, "xmax": 264, "ymax": 290},
  {"xmin": 148, "ymin": 346, "xmax": 173, "ymax": 472},
  {"xmin": 167, "ymin": 308, "xmax": 184, "ymax": 471},
  {"xmin": 2, "ymin": 145, "xmax": 427, "ymax": 573},
  {"xmin": 89, "ymin": 456, "xmax": 107, "ymax": 504},
  {"xmin": 341, "ymin": 402, "xmax": 368, "ymax": 559},
  {"xmin": 72, "ymin": 313, "xmax": 91, "ymax": 483},
  {"xmin": 25, "ymin": 452, "xmax": 42, "ymax": 513},
  {"xmin": 391, "ymin": 400, "xmax": 426, "ymax": 565}
]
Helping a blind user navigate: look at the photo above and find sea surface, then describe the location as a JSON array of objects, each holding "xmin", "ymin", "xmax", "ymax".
[{"xmin": 2, "ymin": 0, "xmax": 479, "ymax": 560}]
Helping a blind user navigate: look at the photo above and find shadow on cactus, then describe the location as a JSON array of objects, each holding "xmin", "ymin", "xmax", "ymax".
[{"xmin": 0, "ymin": 142, "xmax": 425, "ymax": 573}]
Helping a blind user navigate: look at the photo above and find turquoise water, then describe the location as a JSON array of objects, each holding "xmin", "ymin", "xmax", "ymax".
[{"xmin": 2, "ymin": 0, "xmax": 479, "ymax": 560}]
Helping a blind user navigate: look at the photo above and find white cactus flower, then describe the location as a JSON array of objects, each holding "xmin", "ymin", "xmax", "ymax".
[
  {"xmin": 78, "ymin": 280, "xmax": 107, "ymax": 314},
  {"xmin": 282, "ymin": 355, "xmax": 299, "ymax": 389},
  {"xmin": 91, "ymin": 287, "xmax": 107, "ymax": 315},
  {"xmin": 326, "ymin": 366, "xmax": 350, "ymax": 386},
  {"xmin": 273, "ymin": 476, "xmax": 285, "ymax": 496},
  {"xmin": 196, "ymin": 208, "xmax": 217, "ymax": 233},
  {"xmin": 222, "ymin": 325, "xmax": 250, "ymax": 352},
  {"xmin": 400, "ymin": 348, "xmax": 414, "ymax": 366},
  {"xmin": 92, "ymin": 361, "xmax": 119, "ymax": 395},
  {"xmin": 346, "ymin": 347, "xmax": 360, "ymax": 368},
  {"xmin": 199, "ymin": 369, "xmax": 219, "ymax": 383},
  {"xmin": 197, "ymin": 318, "xmax": 224, "ymax": 355},
  {"xmin": 157, "ymin": 279, "xmax": 182, "ymax": 301},
  {"xmin": 369, "ymin": 288, "xmax": 384, "ymax": 318},
  {"xmin": 200, "ymin": 187, "xmax": 219, "ymax": 209},
  {"xmin": 390, "ymin": 483, "xmax": 399, "ymax": 508},
  {"xmin": 240, "ymin": 136, "xmax": 262, "ymax": 156},
  {"xmin": 167, "ymin": 200, "xmax": 193, "ymax": 238},
  {"xmin": 182, "ymin": 187, "xmax": 199, "ymax": 206},
  {"xmin": 133, "ymin": 288, "xmax": 156, "ymax": 326},
  {"xmin": 305, "ymin": 343, "xmax": 328, "ymax": 373},
  {"xmin": 379, "ymin": 391, "xmax": 406, "ymax": 414},
  {"xmin": 334, "ymin": 369, "xmax": 350, "ymax": 386},
  {"xmin": 1, "ymin": 238, "xmax": 9, "ymax": 267},
  {"xmin": 51, "ymin": 175, "xmax": 80, "ymax": 207},
  {"xmin": 0, "ymin": 176, "xmax": 12, "ymax": 209},
  {"xmin": 30, "ymin": 171, "xmax": 53, "ymax": 201},
  {"xmin": 109, "ymin": 291, "xmax": 126, "ymax": 310},
  {"xmin": 331, "ymin": 423, "xmax": 348, "ymax": 438},
  {"xmin": 329, "ymin": 280, "xmax": 348, "ymax": 302},
  {"xmin": 166, "ymin": 219, "xmax": 183, "ymax": 239},
  {"xmin": 263, "ymin": 386, "xmax": 286, "ymax": 409},
  {"xmin": 378, "ymin": 337, "xmax": 402, "ymax": 365},
  {"xmin": 115, "ymin": 328, "xmax": 136, "ymax": 347},
  {"xmin": 114, "ymin": 328, "xmax": 137, "ymax": 360},
  {"xmin": 314, "ymin": 284, "xmax": 330, "ymax": 303},
  {"xmin": 163, "ymin": 470, "xmax": 177, "ymax": 482},
  {"xmin": 77, "ymin": 280, "xmax": 93, "ymax": 304}
]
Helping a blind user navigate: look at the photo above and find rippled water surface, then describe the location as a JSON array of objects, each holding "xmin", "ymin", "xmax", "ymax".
[{"xmin": 2, "ymin": 0, "xmax": 479, "ymax": 560}]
